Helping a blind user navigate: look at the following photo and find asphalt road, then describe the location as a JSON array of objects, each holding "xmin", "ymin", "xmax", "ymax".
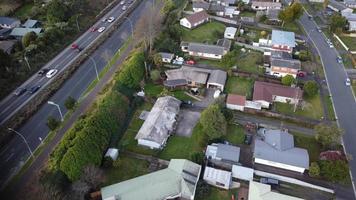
[
  {"xmin": 299, "ymin": 12, "xmax": 356, "ymax": 200},
  {"xmin": 0, "ymin": 0, "xmax": 152, "ymax": 188},
  {"xmin": 0, "ymin": 1, "xmax": 135, "ymax": 125}
]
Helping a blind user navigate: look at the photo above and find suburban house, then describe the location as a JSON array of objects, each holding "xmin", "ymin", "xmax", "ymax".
[
  {"xmin": 266, "ymin": 9, "xmax": 281, "ymax": 24},
  {"xmin": 309, "ymin": 0, "xmax": 324, "ymax": 2},
  {"xmin": 224, "ymin": 27, "xmax": 237, "ymax": 39},
  {"xmin": 268, "ymin": 57, "xmax": 301, "ymax": 78},
  {"xmin": 206, "ymin": 143, "xmax": 240, "ymax": 168},
  {"xmin": 180, "ymin": 10, "xmax": 209, "ymax": 29},
  {"xmin": 254, "ymin": 128, "xmax": 310, "ymax": 173},
  {"xmin": 252, "ymin": 81, "xmax": 303, "ymax": 109},
  {"xmin": 249, "ymin": 181, "xmax": 304, "ymax": 200},
  {"xmin": 0, "ymin": 17, "xmax": 20, "ymax": 29},
  {"xmin": 164, "ymin": 66, "xmax": 227, "ymax": 91},
  {"xmin": 135, "ymin": 96, "xmax": 181, "ymax": 149},
  {"xmin": 271, "ymin": 30, "xmax": 295, "ymax": 53},
  {"xmin": 224, "ymin": 6, "xmax": 240, "ymax": 18},
  {"xmin": 263, "ymin": 50, "xmax": 292, "ymax": 66},
  {"xmin": 251, "ymin": 1, "xmax": 282, "ymax": 11},
  {"xmin": 23, "ymin": 19, "xmax": 41, "ymax": 28},
  {"xmin": 341, "ymin": 8, "xmax": 356, "ymax": 31},
  {"xmin": 10, "ymin": 27, "xmax": 42, "ymax": 39},
  {"xmin": 100, "ymin": 159, "xmax": 201, "ymax": 200},
  {"xmin": 181, "ymin": 39, "xmax": 231, "ymax": 60},
  {"xmin": 226, "ymin": 94, "xmax": 246, "ymax": 111},
  {"xmin": 159, "ymin": 52, "xmax": 175, "ymax": 63},
  {"xmin": 231, "ymin": 165, "xmax": 254, "ymax": 181},
  {"xmin": 203, "ymin": 167, "xmax": 232, "ymax": 190},
  {"xmin": 345, "ymin": 0, "xmax": 356, "ymax": 8},
  {"xmin": 208, "ymin": 0, "xmax": 236, "ymax": 6},
  {"xmin": 192, "ymin": 1, "xmax": 211, "ymax": 12}
]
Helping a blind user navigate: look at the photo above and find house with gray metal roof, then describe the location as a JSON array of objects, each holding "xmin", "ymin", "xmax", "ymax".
[
  {"xmin": 181, "ymin": 40, "xmax": 231, "ymax": 60},
  {"xmin": 254, "ymin": 128, "xmax": 309, "ymax": 173},
  {"xmin": 101, "ymin": 159, "xmax": 201, "ymax": 200},
  {"xmin": 135, "ymin": 96, "xmax": 181, "ymax": 149},
  {"xmin": 10, "ymin": 27, "xmax": 42, "ymax": 39},
  {"xmin": 193, "ymin": 1, "xmax": 211, "ymax": 12},
  {"xmin": 0, "ymin": 17, "xmax": 20, "ymax": 29},
  {"xmin": 269, "ymin": 57, "xmax": 301, "ymax": 78},
  {"xmin": 23, "ymin": 19, "xmax": 41, "ymax": 28},
  {"xmin": 159, "ymin": 52, "xmax": 175, "ymax": 63},
  {"xmin": 271, "ymin": 30, "xmax": 295, "ymax": 53},
  {"xmin": 206, "ymin": 143, "xmax": 240, "ymax": 168}
]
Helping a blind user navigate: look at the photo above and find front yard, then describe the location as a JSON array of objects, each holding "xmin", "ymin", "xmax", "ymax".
[
  {"xmin": 235, "ymin": 49, "xmax": 264, "ymax": 74},
  {"xmin": 181, "ymin": 21, "xmax": 226, "ymax": 44},
  {"xmin": 339, "ymin": 35, "xmax": 356, "ymax": 51},
  {"xmin": 144, "ymin": 82, "xmax": 195, "ymax": 101},
  {"xmin": 225, "ymin": 76, "xmax": 255, "ymax": 99},
  {"xmin": 292, "ymin": 132, "xmax": 322, "ymax": 163},
  {"xmin": 274, "ymin": 94, "xmax": 324, "ymax": 120}
]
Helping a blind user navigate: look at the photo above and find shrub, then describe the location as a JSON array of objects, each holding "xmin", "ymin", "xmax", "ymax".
[
  {"xmin": 304, "ymin": 81, "xmax": 318, "ymax": 97},
  {"xmin": 309, "ymin": 162, "xmax": 320, "ymax": 177},
  {"xmin": 47, "ymin": 116, "xmax": 60, "ymax": 130},
  {"xmin": 150, "ymin": 69, "xmax": 161, "ymax": 82},
  {"xmin": 281, "ymin": 75, "xmax": 295, "ymax": 86},
  {"xmin": 319, "ymin": 160, "xmax": 349, "ymax": 183},
  {"xmin": 102, "ymin": 157, "xmax": 113, "ymax": 168},
  {"xmin": 116, "ymin": 50, "xmax": 145, "ymax": 89},
  {"xmin": 64, "ymin": 96, "xmax": 76, "ymax": 110},
  {"xmin": 200, "ymin": 104, "xmax": 227, "ymax": 140}
]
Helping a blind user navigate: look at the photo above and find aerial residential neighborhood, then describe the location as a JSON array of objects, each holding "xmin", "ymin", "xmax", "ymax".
[{"xmin": 0, "ymin": 0, "xmax": 356, "ymax": 200}]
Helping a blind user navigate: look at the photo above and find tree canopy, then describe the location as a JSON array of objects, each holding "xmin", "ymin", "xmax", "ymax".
[
  {"xmin": 199, "ymin": 104, "xmax": 227, "ymax": 140},
  {"xmin": 278, "ymin": 3, "xmax": 303, "ymax": 23},
  {"xmin": 281, "ymin": 75, "xmax": 295, "ymax": 86},
  {"xmin": 315, "ymin": 123, "xmax": 343, "ymax": 148},
  {"xmin": 330, "ymin": 14, "xmax": 347, "ymax": 33},
  {"xmin": 304, "ymin": 80, "xmax": 318, "ymax": 97}
]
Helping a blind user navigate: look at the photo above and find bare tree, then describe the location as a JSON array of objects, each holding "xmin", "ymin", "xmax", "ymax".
[
  {"xmin": 81, "ymin": 165, "xmax": 104, "ymax": 189},
  {"xmin": 71, "ymin": 180, "xmax": 90, "ymax": 200}
]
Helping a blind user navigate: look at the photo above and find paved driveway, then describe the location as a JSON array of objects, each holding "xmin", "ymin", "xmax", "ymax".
[{"xmin": 175, "ymin": 109, "xmax": 201, "ymax": 137}]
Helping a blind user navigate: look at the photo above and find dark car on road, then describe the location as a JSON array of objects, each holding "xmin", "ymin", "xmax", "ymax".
[
  {"xmin": 260, "ymin": 177, "xmax": 279, "ymax": 186},
  {"xmin": 38, "ymin": 68, "xmax": 49, "ymax": 76},
  {"xmin": 244, "ymin": 134, "xmax": 252, "ymax": 145},
  {"xmin": 14, "ymin": 88, "xmax": 27, "ymax": 96},
  {"xmin": 29, "ymin": 85, "xmax": 41, "ymax": 94}
]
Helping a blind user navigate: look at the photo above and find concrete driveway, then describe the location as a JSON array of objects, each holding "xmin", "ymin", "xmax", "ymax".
[{"xmin": 175, "ymin": 109, "xmax": 201, "ymax": 137}]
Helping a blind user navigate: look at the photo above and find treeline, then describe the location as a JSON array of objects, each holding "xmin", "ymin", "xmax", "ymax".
[{"xmin": 48, "ymin": 49, "xmax": 145, "ymax": 181}]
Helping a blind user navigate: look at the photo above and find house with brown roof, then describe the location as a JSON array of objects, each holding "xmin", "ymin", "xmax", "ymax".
[
  {"xmin": 226, "ymin": 94, "xmax": 246, "ymax": 111},
  {"xmin": 180, "ymin": 10, "xmax": 210, "ymax": 29},
  {"xmin": 252, "ymin": 81, "xmax": 303, "ymax": 108}
]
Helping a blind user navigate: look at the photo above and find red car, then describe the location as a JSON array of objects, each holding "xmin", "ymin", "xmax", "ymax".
[
  {"xmin": 90, "ymin": 27, "xmax": 98, "ymax": 32},
  {"xmin": 71, "ymin": 43, "xmax": 79, "ymax": 49},
  {"xmin": 297, "ymin": 71, "xmax": 306, "ymax": 77},
  {"xmin": 186, "ymin": 60, "xmax": 196, "ymax": 65}
]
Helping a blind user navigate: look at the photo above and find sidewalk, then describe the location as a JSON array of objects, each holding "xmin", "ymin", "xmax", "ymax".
[{"xmin": 3, "ymin": 43, "xmax": 135, "ymax": 200}]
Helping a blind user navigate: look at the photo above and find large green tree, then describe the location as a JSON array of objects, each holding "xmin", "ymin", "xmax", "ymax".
[
  {"xmin": 278, "ymin": 3, "xmax": 303, "ymax": 23},
  {"xmin": 22, "ymin": 31, "xmax": 37, "ymax": 48},
  {"xmin": 281, "ymin": 75, "xmax": 295, "ymax": 86},
  {"xmin": 47, "ymin": 0, "xmax": 69, "ymax": 24},
  {"xmin": 330, "ymin": 14, "xmax": 347, "ymax": 33},
  {"xmin": 304, "ymin": 80, "xmax": 318, "ymax": 97},
  {"xmin": 315, "ymin": 123, "xmax": 343, "ymax": 148},
  {"xmin": 200, "ymin": 104, "xmax": 227, "ymax": 140},
  {"xmin": 117, "ymin": 50, "xmax": 145, "ymax": 89}
]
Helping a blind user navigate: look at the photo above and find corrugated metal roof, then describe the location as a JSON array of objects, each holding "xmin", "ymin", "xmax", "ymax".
[
  {"xmin": 271, "ymin": 30, "xmax": 295, "ymax": 47},
  {"xmin": 188, "ymin": 42, "xmax": 225, "ymax": 55},
  {"xmin": 23, "ymin": 19, "xmax": 39, "ymax": 28},
  {"xmin": 10, "ymin": 27, "xmax": 42, "ymax": 37}
]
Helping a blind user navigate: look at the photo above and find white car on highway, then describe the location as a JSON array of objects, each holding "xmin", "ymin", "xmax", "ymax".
[
  {"xmin": 120, "ymin": 0, "xmax": 125, "ymax": 5},
  {"xmin": 345, "ymin": 78, "xmax": 351, "ymax": 86},
  {"xmin": 98, "ymin": 27, "xmax": 106, "ymax": 33},
  {"xmin": 107, "ymin": 17, "xmax": 115, "ymax": 23},
  {"xmin": 46, "ymin": 69, "xmax": 58, "ymax": 78}
]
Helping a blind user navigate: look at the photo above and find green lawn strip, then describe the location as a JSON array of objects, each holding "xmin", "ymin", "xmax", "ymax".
[
  {"xmin": 172, "ymin": 90, "xmax": 195, "ymax": 101},
  {"xmin": 81, "ymin": 38, "xmax": 132, "ymax": 98},
  {"xmin": 181, "ymin": 21, "xmax": 226, "ymax": 44},
  {"xmin": 291, "ymin": 131, "xmax": 322, "ymax": 163},
  {"xmin": 240, "ymin": 11, "xmax": 256, "ymax": 17},
  {"xmin": 282, "ymin": 22, "xmax": 303, "ymax": 35},
  {"xmin": 225, "ymin": 76, "xmax": 254, "ymax": 99},
  {"xmin": 144, "ymin": 83, "xmax": 164, "ymax": 97},
  {"xmin": 197, "ymin": 59, "xmax": 224, "ymax": 68},
  {"xmin": 224, "ymin": 123, "xmax": 245, "ymax": 145},
  {"xmin": 339, "ymin": 36, "xmax": 356, "ymax": 51},
  {"xmin": 274, "ymin": 94, "xmax": 324, "ymax": 120},
  {"xmin": 196, "ymin": 186, "xmax": 239, "ymax": 200},
  {"xmin": 236, "ymin": 50, "xmax": 264, "ymax": 74},
  {"xmin": 324, "ymin": 95, "xmax": 336, "ymax": 121},
  {"xmin": 103, "ymin": 155, "xmax": 150, "ymax": 186},
  {"xmin": 12, "ymin": 2, "xmax": 34, "ymax": 19}
]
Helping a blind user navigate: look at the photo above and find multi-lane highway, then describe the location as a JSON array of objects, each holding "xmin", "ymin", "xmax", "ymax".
[
  {"xmin": 0, "ymin": 1, "xmax": 134, "ymax": 125},
  {"xmin": 0, "ymin": 0, "xmax": 154, "ymax": 188},
  {"xmin": 299, "ymin": 11, "xmax": 356, "ymax": 200}
]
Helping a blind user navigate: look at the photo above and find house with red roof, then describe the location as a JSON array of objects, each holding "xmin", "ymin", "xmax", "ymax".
[
  {"xmin": 226, "ymin": 94, "xmax": 246, "ymax": 111},
  {"xmin": 252, "ymin": 81, "xmax": 303, "ymax": 109}
]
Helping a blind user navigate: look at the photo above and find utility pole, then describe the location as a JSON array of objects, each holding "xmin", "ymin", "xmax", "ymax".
[
  {"xmin": 47, "ymin": 101, "xmax": 64, "ymax": 121},
  {"xmin": 8, "ymin": 128, "xmax": 34, "ymax": 159}
]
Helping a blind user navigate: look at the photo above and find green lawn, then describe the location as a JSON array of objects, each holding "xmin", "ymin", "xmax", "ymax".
[
  {"xmin": 236, "ymin": 50, "xmax": 264, "ymax": 74},
  {"xmin": 144, "ymin": 82, "xmax": 164, "ymax": 97},
  {"xmin": 282, "ymin": 22, "xmax": 303, "ymax": 35},
  {"xmin": 172, "ymin": 90, "xmax": 195, "ymax": 101},
  {"xmin": 240, "ymin": 11, "xmax": 256, "ymax": 17},
  {"xmin": 103, "ymin": 155, "xmax": 150, "ymax": 186},
  {"xmin": 225, "ymin": 76, "xmax": 255, "ymax": 99},
  {"xmin": 275, "ymin": 94, "xmax": 324, "ymax": 120},
  {"xmin": 324, "ymin": 96, "xmax": 336, "ymax": 121},
  {"xmin": 224, "ymin": 124, "xmax": 245, "ymax": 145},
  {"xmin": 13, "ymin": 2, "xmax": 34, "ymax": 19},
  {"xmin": 292, "ymin": 132, "xmax": 322, "ymax": 163},
  {"xmin": 196, "ymin": 187, "xmax": 239, "ymax": 200},
  {"xmin": 181, "ymin": 21, "xmax": 226, "ymax": 44},
  {"xmin": 339, "ymin": 36, "xmax": 356, "ymax": 51}
]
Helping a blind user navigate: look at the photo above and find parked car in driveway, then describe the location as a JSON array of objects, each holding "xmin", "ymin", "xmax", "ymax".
[
  {"xmin": 38, "ymin": 68, "xmax": 49, "ymax": 76},
  {"xmin": 107, "ymin": 17, "xmax": 115, "ymax": 23},
  {"xmin": 14, "ymin": 88, "xmax": 26, "ymax": 96},
  {"xmin": 98, "ymin": 27, "xmax": 105, "ymax": 33},
  {"xmin": 29, "ymin": 85, "xmax": 41, "ymax": 94},
  {"xmin": 46, "ymin": 69, "xmax": 58, "ymax": 78},
  {"xmin": 260, "ymin": 178, "xmax": 279, "ymax": 186},
  {"xmin": 345, "ymin": 78, "xmax": 351, "ymax": 86}
]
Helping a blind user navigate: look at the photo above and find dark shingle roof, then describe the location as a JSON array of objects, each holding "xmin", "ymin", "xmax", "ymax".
[{"xmin": 253, "ymin": 81, "xmax": 303, "ymax": 103}]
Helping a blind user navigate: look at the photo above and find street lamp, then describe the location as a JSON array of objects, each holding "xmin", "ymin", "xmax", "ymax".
[
  {"xmin": 8, "ymin": 128, "xmax": 34, "ymax": 159},
  {"xmin": 24, "ymin": 51, "xmax": 31, "ymax": 70},
  {"xmin": 86, "ymin": 54, "xmax": 99, "ymax": 81},
  {"xmin": 47, "ymin": 101, "xmax": 64, "ymax": 122},
  {"xmin": 123, "ymin": 16, "xmax": 134, "ymax": 39}
]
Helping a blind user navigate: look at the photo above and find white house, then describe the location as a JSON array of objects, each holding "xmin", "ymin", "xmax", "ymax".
[
  {"xmin": 251, "ymin": 2, "xmax": 282, "ymax": 11},
  {"xmin": 135, "ymin": 96, "xmax": 181, "ymax": 149},
  {"xmin": 269, "ymin": 57, "xmax": 301, "ymax": 78},
  {"xmin": 192, "ymin": 1, "xmax": 210, "ymax": 12},
  {"xmin": 224, "ymin": 6, "xmax": 240, "ymax": 18},
  {"xmin": 203, "ymin": 167, "xmax": 232, "ymax": 190},
  {"xmin": 226, "ymin": 94, "xmax": 246, "ymax": 111},
  {"xmin": 252, "ymin": 81, "xmax": 303, "ymax": 109},
  {"xmin": 254, "ymin": 128, "xmax": 310, "ymax": 173},
  {"xmin": 231, "ymin": 165, "xmax": 254, "ymax": 181},
  {"xmin": 345, "ymin": 0, "xmax": 356, "ymax": 8},
  {"xmin": 342, "ymin": 8, "xmax": 356, "ymax": 31},
  {"xmin": 206, "ymin": 143, "xmax": 240, "ymax": 166},
  {"xmin": 159, "ymin": 52, "xmax": 174, "ymax": 63},
  {"xmin": 249, "ymin": 181, "xmax": 304, "ymax": 200},
  {"xmin": 180, "ymin": 10, "xmax": 209, "ymax": 29},
  {"xmin": 309, "ymin": 0, "xmax": 324, "ymax": 2},
  {"xmin": 182, "ymin": 42, "xmax": 228, "ymax": 60},
  {"xmin": 224, "ymin": 27, "xmax": 237, "ymax": 39}
]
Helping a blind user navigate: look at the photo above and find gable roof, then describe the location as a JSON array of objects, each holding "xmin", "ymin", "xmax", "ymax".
[
  {"xmin": 23, "ymin": 19, "xmax": 39, "ymax": 28},
  {"xmin": 271, "ymin": 58, "xmax": 301, "ymax": 70},
  {"xmin": 0, "ymin": 17, "xmax": 19, "ymax": 25},
  {"xmin": 193, "ymin": 1, "xmax": 210, "ymax": 10},
  {"xmin": 254, "ymin": 129, "xmax": 309, "ymax": 169},
  {"xmin": 10, "ymin": 27, "xmax": 42, "ymax": 37},
  {"xmin": 252, "ymin": 1, "xmax": 282, "ymax": 7},
  {"xmin": 227, "ymin": 94, "xmax": 246, "ymax": 106},
  {"xmin": 266, "ymin": 9, "xmax": 281, "ymax": 20},
  {"xmin": 249, "ymin": 181, "xmax": 304, "ymax": 200},
  {"xmin": 101, "ymin": 159, "xmax": 201, "ymax": 200},
  {"xmin": 135, "ymin": 96, "xmax": 181, "ymax": 145},
  {"xmin": 225, "ymin": 27, "xmax": 237, "ymax": 35},
  {"xmin": 206, "ymin": 143, "xmax": 240, "ymax": 163},
  {"xmin": 208, "ymin": 69, "xmax": 227, "ymax": 86},
  {"xmin": 188, "ymin": 42, "xmax": 225, "ymax": 55},
  {"xmin": 184, "ymin": 10, "xmax": 209, "ymax": 25},
  {"xmin": 203, "ymin": 166, "xmax": 232, "ymax": 186},
  {"xmin": 253, "ymin": 81, "xmax": 303, "ymax": 103},
  {"xmin": 271, "ymin": 30, "xmax": 295, "ymax": 47},
  {"xmin": 216, "ymin": 38, "xmax": 232, "ymax": 51},
  {"xmin": 159, "ymin": 52, "xmax": 174, "ymax": 60}
]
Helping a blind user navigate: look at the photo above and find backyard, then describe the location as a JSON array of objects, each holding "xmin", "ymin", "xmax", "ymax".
[
  {"xmin": 196, "ymin": 187, "xmax": 239, "ymax": 200},
  {"xmin": 292, "ymin": 132, "xmax": 322, "ymax": 163},
  {"xmin": 181, "ymin": 21, "xmax": 226, "ymax": 44},
  {"xmin": 225, "ymin": 76, "xmax": 255, "ymax": 99},
  {"xmin": 274, "ymin": 94, "xmax": 324, "ymax": 120}
]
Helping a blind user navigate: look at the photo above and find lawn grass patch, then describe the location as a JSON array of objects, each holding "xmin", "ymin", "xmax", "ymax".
[
  {"xmin": 225, "ymin": 76, "xmax": 254, "ymax": 99},
  {"xmin": 324, "ymin": 95, "xmax": 336, "ymax": 120},
  {"xmin": 196, "ymin": 187, "xmax": 239, "ymax": 200},
  {"xmin": 224, "ymin": 123, "xmax": 245, "ymax": 145},
  {"xmin": 292, "ymin": 132, "xmax": 322, "ymax": 162},
  {"xmin": 13, "ymin": 2, "xmax": 34, "ymax": 19},
  {"xmin": 240, "ymin": 11, "xmax": 256, "ymax": 17},
  {"xmin": 274, "ymin": 94, "xmax": 323, "ymax": 120},
  {"xmin": 144, "ymin": 82, "xmax": 164, "ymax": 97},
  {"xmin": 339, "ymin": 35, "xmax": 356, "ymax": 51},
  {"xmin": 236, "ymin": 50, "xmax": 264, "ymax": 74},
  {"xmin": 172, "ymin": 90, "xmax": 195, "ymax": 101},
  {"xmin": 103, "ymin": 155, "xmax": 150, "ymax": 186},
  {"xmin": 181, "ymin": 21, "xmax": 226, "ymax": 44},
  {"xmin": 283, "ymin": 22, "xmax": 303, "ymax": 35}
]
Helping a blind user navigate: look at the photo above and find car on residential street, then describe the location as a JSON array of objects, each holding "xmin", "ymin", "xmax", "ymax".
[
  {"xmin": 337, "ymin": 56, "xmax": 343, "ymax": 63},
  {"xmin": 37, "ymin": 68, "xmax": 49, "ymax": 76},
  {"xmin": 98, "ymin": 27, "xmax": 105, "ymax": 33},
  {"xmin": 46, "ymin": 69, "xmax": 58, "ymax": 78},
  {"xmin": 122, "ymin": 5, "xmax": 127, "ymax": 10},
  {"xmin": 102, "ymin": 17, "xmax": 107, "ymax": 22},
  {"xmin": 29, "ymin": 85, "xmax": 41, "ymax": 94},
  {"xmin": 345, "ymin": 78, "xmax": 351, "ymax": 86},
  {"xmin": 14, "ymin": 88, "xmax": 27, "ymax": 96},
  {"xmin": 107, "ymin": 17, "xmax": 115, "ymax": 23},
  {"xmin": 186, "ymin": 60, "xmax": 196, "ymax": 65}
]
